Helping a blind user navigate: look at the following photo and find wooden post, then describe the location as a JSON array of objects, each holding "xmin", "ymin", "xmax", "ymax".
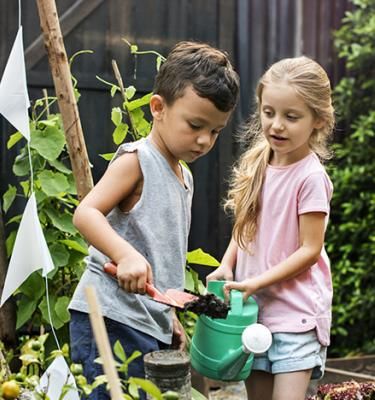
[
  {"xmin": 85, "ymin": 286, "xmax": 123, "ymax": 400},
  {"xmin": 35, "ymin": 0, "xmax": 93, "ymax": 200}
]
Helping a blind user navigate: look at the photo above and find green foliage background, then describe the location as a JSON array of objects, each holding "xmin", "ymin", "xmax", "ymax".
[{"xmin": 326, "ymin": 0, "xmax": 375, "ymax": 356}]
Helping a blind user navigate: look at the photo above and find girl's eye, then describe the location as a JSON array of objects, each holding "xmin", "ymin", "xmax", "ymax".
[
  {"xmin": 263, "ymin": 109, "xmax": 273, "ymax": 117},
  {"xmin": 287, "ymin": 115, "xmax": 299, "ymax": 121}
]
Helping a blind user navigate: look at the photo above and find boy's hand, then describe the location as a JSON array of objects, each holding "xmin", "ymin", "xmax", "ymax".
[
  {"xmin": 112, "ymin": 251, "xmax": 153, "ymax": 294},
  {"xmin": 171, "ymin": 312, "xmax": 186, "ymax": 351},
  {"xmin": 206, "ymin": 264, "xmax": 233, "ymax": 284},
  {"xmin": 223, "ymin": 278, "xmax": 260, "ymax": 301}
]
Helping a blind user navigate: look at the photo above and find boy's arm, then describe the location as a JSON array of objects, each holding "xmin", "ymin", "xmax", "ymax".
[
  {"xmin": 206, "ymin": 237, "xmax": 238, "ymax": 283},
  {"xmin": 73, "ymin": 152, "xmax": 153, "ymax": 293},
  {"xmin": 224, "ymin": 212, "xmax": 326, "ymax": 299}
]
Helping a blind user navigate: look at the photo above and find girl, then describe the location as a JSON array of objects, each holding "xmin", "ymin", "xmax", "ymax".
[{"xmin": 207, "ymin": 56, "xmax": 335, "ymax": 400}]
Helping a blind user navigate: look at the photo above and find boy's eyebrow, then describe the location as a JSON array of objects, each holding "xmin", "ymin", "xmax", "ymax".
[{"xmin": 190, "ymin": 116, "xmax": 227, "ymax": 129}]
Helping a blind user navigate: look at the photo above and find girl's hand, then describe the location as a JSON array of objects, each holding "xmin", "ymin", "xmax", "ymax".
[
  {"xmin": 223, "ymin": 278, "xmax": 260, "ymax": 301},
  {"xmin": 206, "ymin": 264, "xmax": 234, "ymax": 284},
  {"xmin": 112, "ymin": 250, "xmax": 153, "ymax": 294},
  {"xmin": 171, "ymin": 312, "xmax": 186, "ymax": 350}
]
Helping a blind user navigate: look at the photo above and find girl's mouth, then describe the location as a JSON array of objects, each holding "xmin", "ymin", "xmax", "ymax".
[{"xmin": 270, "ymin": 135, "xmax": 287, "ymax": 141}]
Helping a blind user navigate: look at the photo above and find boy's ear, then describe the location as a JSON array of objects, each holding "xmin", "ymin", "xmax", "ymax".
[{"xmin": 150, "ymin": 94, "xmax": 165, "ymax": 120}]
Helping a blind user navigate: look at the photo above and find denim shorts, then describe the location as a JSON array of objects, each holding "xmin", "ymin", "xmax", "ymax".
[
  {"xmin": 251, "ymin": 330, "xmax": 327, "ymax": 380},
  {"xmin": 69, "ymin": 310, "xmax": 168, "ymax": 399}
]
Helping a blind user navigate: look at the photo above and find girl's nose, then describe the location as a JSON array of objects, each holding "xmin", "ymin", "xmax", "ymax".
[{"xmin": 272, "ymin": 116, "xmax": 285, "ymax": 131}]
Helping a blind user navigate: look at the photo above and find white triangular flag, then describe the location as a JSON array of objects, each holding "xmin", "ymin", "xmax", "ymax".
[
  {"xmin": 34, "ymin": 355, "xmax": 80, "ymax": 400},
  {"xmin": 0, "ymin": 25, "xmax": 30, "ymax": 140},
  {"xmin": 0, "ymin": 192, "xmax": 55, "ymax": 306}
]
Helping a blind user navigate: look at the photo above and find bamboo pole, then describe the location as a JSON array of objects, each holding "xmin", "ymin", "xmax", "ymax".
[
  {"xmin": 35, "ymin": 0, "xmax": 93, "ymax": 200},
  {"xmin": 85, "ymin": 286, "xmax": 123, "ymax": 400}
]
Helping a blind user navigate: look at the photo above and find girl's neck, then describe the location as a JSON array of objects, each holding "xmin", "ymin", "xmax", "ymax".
[{"xmin": 269, "ymin": 147, "xmax": 312, "ymax": 167}]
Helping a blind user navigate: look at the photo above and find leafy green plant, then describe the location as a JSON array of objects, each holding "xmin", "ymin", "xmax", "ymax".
[
  {"xmin": 327, "ymin": 0, "xmax": 375, "ymax": 356},
  {"xmin": 3, "ymin": 98, "xmax": 88, "ymax": 335}
]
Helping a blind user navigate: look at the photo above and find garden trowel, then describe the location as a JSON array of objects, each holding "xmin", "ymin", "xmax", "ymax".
[
  {"xmin": 103, "ymin": 263, "xmax": 229, "ymax": 318},
  {"xmin": 103, "ymin": 263, "xmax": 197, "ymax": 308}
]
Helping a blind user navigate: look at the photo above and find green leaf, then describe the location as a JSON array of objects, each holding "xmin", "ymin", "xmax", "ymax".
[
  {"xmin": 186, "ymin": 249, "xmax": 220, "ymax": 267},
  {"xmin": 44, "ymin": 208, "xmax": 76, "ymax": 234},
  {"xmin": 5, "ymin": 230, "xmax": 17, "ymax": 257},
  {"xmin": 39, "ymin": 295, "xmax": 65, "ymax": 329},
  {"xmin": 47, "ymin": 158, "xmax": 72, "ymax": 174},
  {"xmin": 7, "ymin": 131, "xmax": 24, "ymax": 149},
  {"xmin": 125, "ymin": 85, "xmax": 136, "ymax": 100},
  {"xmin": 2, "ymin": 185, "xmax": 17, "ymax": 213},
  {"xmin": 59, "ymin": 238, "xmax": 88, "ymax": 255},
  {"xmin": 38, "ymin": 170, "xmax": 70, "ymax": 196},
  {"xmin": 50, "ymin": 243, "xmax": 70, "ymax": 267},
  {"xmin": 16, "ymin": 296, "xmax": 39, "ymax": 329},
  {"xmin": 20, "ymin": 180, "xmax": 30, "ymax": 196},
  {"xmin": 191, "ymin": 387, "xmax": 208, "ymax": 400},
  {"xmin": 130, "ymin": 45, "xmax": 138, "ymax": 53},
  {"xmin": 99, "ymin": 153, "xmax": 115, "ymax": 161},
  {"xmin": 128, "ymin": 382, "xmax": 139, "ymax": 399},
  {"xmin": 110, "ymin": 85, "xmax": 118, "ymax": 97},
  {"xmin": 113, "ymin": 340, "xmax": 127, "ymax": 362},
  {"xmin": 185, "ymin": 269, "xmax": 195, "ymax": 292},
  {"xmin": 55, "ymin": 296, "xmax": 71, "ymax": 323},
  {"xmin": 125, "ymin": 93, "xmax": 152, "ymax": 111},
  {"xmin": 30, "ymin": 125, "xmax": 66, "ymax": 160},
  {"xmin": 111, "ymin": 107, "xmax": 122, "ymax": 126},
  {"xmin": 128, "ymin": 377, "xmax": 163, "ymax": 400},
  {"xmin": 18, "ymin": 271, "xmax": 45, "ymax": 300},
  {"xmin": 112, "ymin": 123, "xmax": 128, "ymax": 145}
]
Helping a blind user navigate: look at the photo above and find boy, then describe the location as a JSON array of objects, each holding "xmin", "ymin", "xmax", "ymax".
[{"xmin": 69, "ymin": 41, "xmax": 239, "ymax": 399}]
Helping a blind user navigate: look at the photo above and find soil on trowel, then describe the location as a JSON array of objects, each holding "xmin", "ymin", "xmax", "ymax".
[{"xmin": 183, "ymin": 293, "xmax": 230, "ymax": 319}]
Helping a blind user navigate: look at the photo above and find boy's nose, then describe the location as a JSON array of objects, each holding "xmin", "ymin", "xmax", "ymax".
[{"xmin": 197, "ymin": 131, "xmax": 212, "ymax": 146}]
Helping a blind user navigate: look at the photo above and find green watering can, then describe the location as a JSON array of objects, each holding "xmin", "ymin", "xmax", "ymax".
[{"xmin": 190, "ymin": 280, "xmax": 272, "ymax": 381}]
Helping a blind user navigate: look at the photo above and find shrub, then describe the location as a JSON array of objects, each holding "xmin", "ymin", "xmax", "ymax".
[{"xmin": 327, "ymin": 0, "xmax": 375, "ymax": 355}]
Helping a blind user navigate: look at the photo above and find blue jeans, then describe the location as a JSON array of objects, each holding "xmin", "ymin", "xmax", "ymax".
[{"xmin": 69, "ymin": 310, "xmax": 168, "ymax": 399}]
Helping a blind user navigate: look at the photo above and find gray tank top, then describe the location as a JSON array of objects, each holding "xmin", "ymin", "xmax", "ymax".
[{"xmin": 69, "ymin": 137, "xmax": 193, "ymax": 343}]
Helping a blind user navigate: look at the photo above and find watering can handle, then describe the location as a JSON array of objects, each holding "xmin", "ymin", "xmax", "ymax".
[{"xmin": 230, "ymin": 289, "xmax": 243, "ymax": 315}]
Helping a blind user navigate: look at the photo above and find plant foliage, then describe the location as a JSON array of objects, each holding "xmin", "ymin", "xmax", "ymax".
[{"xmin": 327, "ymin": 0, "xmax": 375, "ymax": 355}]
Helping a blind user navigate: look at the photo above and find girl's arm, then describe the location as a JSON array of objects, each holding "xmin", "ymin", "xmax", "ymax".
[
  {"xmin": 73, "ymin": 152, "xmax": 153, "ymax": 293},
  {"xmin": 206, "ymin": 237, "xmax": 238, "ymax": 283},
  {"xmin": 224, "ymin": 212, "xmax": 326, "ymax": 299}
]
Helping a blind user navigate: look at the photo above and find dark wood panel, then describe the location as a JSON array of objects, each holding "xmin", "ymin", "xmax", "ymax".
[{"xmin": 1, "ymin": 0, "xmax": 353, "ymax": 258}]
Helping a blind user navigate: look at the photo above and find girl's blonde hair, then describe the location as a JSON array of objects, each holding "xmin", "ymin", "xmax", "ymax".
[{"xmin": 226, "ymin": 56, "xmax": 335, "ymax": 249}]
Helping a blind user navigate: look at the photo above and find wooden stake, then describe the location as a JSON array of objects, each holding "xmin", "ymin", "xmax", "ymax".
[
  {"xmin": 35, "ymin": 0, "xmax": 93, "ymax": 200},
  {"xmin": 85, "ymin": 286, "xmax": 123, "ymax": 399}
]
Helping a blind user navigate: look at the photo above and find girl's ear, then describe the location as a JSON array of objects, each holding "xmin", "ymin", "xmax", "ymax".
[
  {"xmin": 313, "ymin": 118, "xmax": 325, "ymax": 130},
  {"xmin": 150, "ymin": 94, "xmax": 165, "ymax": 120}
]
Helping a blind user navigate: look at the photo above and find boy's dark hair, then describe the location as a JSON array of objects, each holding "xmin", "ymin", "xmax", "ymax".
[{"xmin": 153, "ymin": 41, "xmax": 240, "ymax": 112}]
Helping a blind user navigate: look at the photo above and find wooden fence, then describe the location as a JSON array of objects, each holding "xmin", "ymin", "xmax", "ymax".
[{"xmin": 0, "ymin": 0, "xmax": 352, "ymax": 260}]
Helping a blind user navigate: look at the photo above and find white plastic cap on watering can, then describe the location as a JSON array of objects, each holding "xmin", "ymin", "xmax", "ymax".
[
  {"xmin": 242, "ymin": 323, "xmax": 273, "ymax": 354},
  {"xmin": 217, "ymin": 323, "xmax": 272, "ymax": 381}
]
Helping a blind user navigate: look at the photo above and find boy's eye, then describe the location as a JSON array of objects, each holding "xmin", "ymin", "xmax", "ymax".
[{"xmin": 188, "ymin": 122, "xmax": 201, "ymax": 130}]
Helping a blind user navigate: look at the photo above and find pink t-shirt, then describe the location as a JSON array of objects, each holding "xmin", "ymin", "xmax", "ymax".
[{"xmin": 235, "ymin": 152, "xmax": 333, "ymax": 346}]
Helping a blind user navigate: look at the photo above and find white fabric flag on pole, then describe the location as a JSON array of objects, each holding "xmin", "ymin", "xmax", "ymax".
[
  {"xmin": 0, "ymin": 192, "xmax": 55, "ymax": 307},
  {"xmin": 0, "ymin": 25, "xmax": 30, "ymax": 141},
  {"xmin": 34, "ymin": 355, "xmax": 80, "ymax": 400}
]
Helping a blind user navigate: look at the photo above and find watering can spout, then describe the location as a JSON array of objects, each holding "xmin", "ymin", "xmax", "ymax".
[
  {"xmin": 218, "ymin": 346, "xmax": 251, "ymax": 380},
  {"xmin": 218, "ymin": 323, "xmax": 272, "ymax": 381}
]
